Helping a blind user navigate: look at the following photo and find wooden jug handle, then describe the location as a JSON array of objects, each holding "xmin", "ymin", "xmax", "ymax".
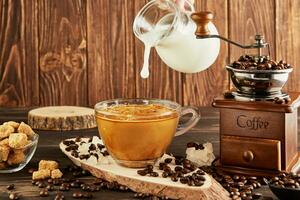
[{"xmin": 191, "ymin": 11, "xmax": 214, "ymax": 36}]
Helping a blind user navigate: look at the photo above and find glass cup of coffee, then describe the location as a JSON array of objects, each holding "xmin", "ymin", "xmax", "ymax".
[{"xmin": 94, "ymin": 99, "xmax": 200, "ymax": 168}]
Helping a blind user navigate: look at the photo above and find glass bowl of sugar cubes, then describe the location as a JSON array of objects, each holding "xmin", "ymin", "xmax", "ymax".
[{"xmin": 0, "ymin": 121, "xmax": 39, "ymax": 173}]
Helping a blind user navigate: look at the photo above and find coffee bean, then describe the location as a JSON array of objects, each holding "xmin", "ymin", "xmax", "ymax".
[
  {"xmin": 59, "ymin": 183, "xmax": 70, "ymax": 191},
  {"xmin": 137, "ymin": 169, "xmax": 147, "ymax": 176},
  {"xmin": 63, "ymin": 140, "xmax": 75, "ymax": 146},
  {"xmin": 97, "ymin": 143, "xmax": 105, "ymax": 150},
  {"xmin": 232, "ymin": 175, "xmax": 240, "ymax": 181},
  {"xmin": 194, "ymin": 180, "xmax": 204, "ymax": 186},
  {"xmin": 47, "ymin": 179, "xmax": 53, "ymax": 184},
  {"xmin": 102, "ymin": 150, "xmax": 109, "ymax": 156},
  {"xmin": 119, "ymin": 185, "xmax": 128, "ymax": 191},
  {"xmin": 248, "ymin": 176, "xmax": 257, "ymax": 180},
  {"xmin": 7, "ymin": 184, "xmax": 15, "ymax": 190},
  {"xmin": 73, "ymin": 191, "xmax": 83, "ymax": 198},
  {"xmin": 162, "ymin": 171, "xmax": 169, "ymax": 178},
  {"xmin": 175, "ymin": 166, "xmax": 183, "ymax": 172},
  {"xmin": 89, "ymin": 144, "xmax": 96, "ymax": 151},
  {"xmin": 146, "ymin": 165, "xmax": 153, "ymax": 170},
  {"xmin": 187, "ymin": 142, "xmax": 198, "ymax": 148},
  {"xmin": 175, "ymin": 157, "xmax": 184, "ymax": 165},
  {"xmin": 196, "ymin": 144, "xmax": 205, "ymax": 150},
  {"xmin": 8, "ymin": 193, "xmax": 19, "ymax": 200},
  {"xmin": 38, "ymin": 182, "xmax": 46, "ymax": 188},
  {"xmin": 229, "ymin": 187, "xmax": 239, "ymax": 192},
  {"xmin": 150, "ymin": 172, "xmax": 159, "ymax": 177},
  {"xmin": 163, "ymin": 165, "xmax": 172, "ymax": 173},
  {"xmin": 164, "ymin": 158, "xmax": 173, "ymax": 164},
  {"xmin": 46, "ymin": 184, "xmax": 54, "ymax": 191},
  {"xmin": 224, "ymin": 91, "xmax": 234, "ymax": 99},
  {"xmin": 275, "ymin": 98, "xmax": 284, "ymax": 104},
  {"xmin": 71, "ymin": 150, "xmax": 79, "ymax": 158},
  {"xmin": 81, "ymin": 184, "xmax": 90, "ymax": 191},
  {"xmin": 71, "ymin": 182, "xmax": 81, "ymax": 188},
  {"xmin": 39, "ymin": 189, "xmax": 49, "ymax": 197},
  {"xmin": 53, "ymin": 179, "xmax": 61, "ymax": 186},
  {"xmin": 171, "ymin": 176, "xmax": 178, "ymax": 182}
]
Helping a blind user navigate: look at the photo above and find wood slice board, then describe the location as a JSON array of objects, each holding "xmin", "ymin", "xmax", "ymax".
[
  {"xmin": 28, "ymin": 106, "xmax": 96, "ymax": 131},
  {"xmin": 59, "ymin": 137, "xmax": 230, "ymax": 200}
]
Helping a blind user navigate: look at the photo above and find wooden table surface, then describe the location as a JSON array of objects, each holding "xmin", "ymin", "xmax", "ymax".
[{"xmin": 1, "ymin": 107, "xmax": 298, "ymax": 200}]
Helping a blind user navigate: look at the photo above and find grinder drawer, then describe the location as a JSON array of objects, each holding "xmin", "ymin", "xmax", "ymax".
[{"xmin": 221, "ymin": 136, "xmax": 281, "ymax": 170}]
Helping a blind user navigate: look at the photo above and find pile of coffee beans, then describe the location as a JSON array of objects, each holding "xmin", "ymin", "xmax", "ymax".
[
  {"xmin": 231, "ymin": 55, "xmax": 292, "ymax": 70},
  {"xmin": 137, "ymin": 157, "xmax": 206, "ymax": 187},
  {"xmin": 63, "ymin": 137, "xmax": 109, "ymax": 161},
  {"xmin": 200, "ymin": 166, "xmax": 265, "ymax": 200},
  {"xmin": 269, "ymin": 172, "xmax": 300, "ymax": 189}
]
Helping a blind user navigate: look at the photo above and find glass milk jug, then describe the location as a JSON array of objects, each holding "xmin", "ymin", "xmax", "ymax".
[{"xmin": 133, "ymin": 0, "xmax": 220, "ymax": 78}]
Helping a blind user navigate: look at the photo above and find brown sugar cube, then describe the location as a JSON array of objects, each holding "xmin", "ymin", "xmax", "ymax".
[
  {"xmin": 32, "ymin": 169, "xmax": 51, "ymax": 180},
  {"xmin": 3, "ymin": 121, "xmax": 20, "ymax": 130},
  {"xmin": 0, "ymin": 138, "xmax": 9, "ymax": 146},
  {"xmin": 39, "ymin": 160, "xmax": 59, "ymax": 171},
  {"xmin": 0, "ymin": 162, "xmax": 8, "ymax": 169},
  {"xmin": 17, "ymin": 122, "xmax": 35, "ymax": 137},
  {"xmin": 0, "ymin": 145, "xmax": 10, "ymax": 162},
  {"xmin": 51, "ymin": 169, "xmax": 63, "ymax": 179},
  {"xmin": 8, "ymin": 133, "xmax": 28, "ymax": 149},
  {"xmin": 0, "ymin": 124, "xmax": 15, "ymax": 139},
  {"xmin": 7, "ymin": 149, "xmax": 25, "ymax": 165}
]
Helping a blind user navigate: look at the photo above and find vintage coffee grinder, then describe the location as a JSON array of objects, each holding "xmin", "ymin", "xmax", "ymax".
[{"xmin": 192, "ymin": 12, "xmax": 300, "ymax": 176}]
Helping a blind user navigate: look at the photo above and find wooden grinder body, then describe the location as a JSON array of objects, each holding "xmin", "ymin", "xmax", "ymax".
[{"xmin": 213, "ymin": 93, "xmax": 300, "ymax": 176}]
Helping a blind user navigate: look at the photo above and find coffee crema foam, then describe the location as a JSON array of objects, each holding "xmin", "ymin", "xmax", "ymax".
[{"xmin": 97, "ymin": 104, "xmax": 178, "ymax": 121}]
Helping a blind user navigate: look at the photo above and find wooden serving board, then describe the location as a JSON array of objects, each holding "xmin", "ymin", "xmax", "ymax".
[{"xmin": 59, "ymin": 137, "xmax": 230, "ymax": 200}]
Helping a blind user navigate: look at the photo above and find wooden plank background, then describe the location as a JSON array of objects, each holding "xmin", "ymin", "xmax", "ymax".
[{"xmin": 0, "ymin": 0, "xmax": 299, "ymax": 107}]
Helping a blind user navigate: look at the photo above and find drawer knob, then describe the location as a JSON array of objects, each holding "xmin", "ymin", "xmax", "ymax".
[{"xmin": 243, "ymin": 150, "xmax": 254, "ymax": 162}]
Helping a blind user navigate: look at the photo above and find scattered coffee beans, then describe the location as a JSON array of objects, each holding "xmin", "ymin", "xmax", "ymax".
[{"xmin": 269, "ymin": 172, "xmax": 300, "ymax": 189}]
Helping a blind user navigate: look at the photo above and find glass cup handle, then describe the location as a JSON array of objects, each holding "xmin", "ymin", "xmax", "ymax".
[{"xmin": 175, "ymin": 106, "xmax": 200, "ymax": 137}]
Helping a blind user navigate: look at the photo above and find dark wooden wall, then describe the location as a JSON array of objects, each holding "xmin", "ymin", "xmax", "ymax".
[{"xmin": 0, "ymin": 0, "xmax": 299, "ymax": 107}]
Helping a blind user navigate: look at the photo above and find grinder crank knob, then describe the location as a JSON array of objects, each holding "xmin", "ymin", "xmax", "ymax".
[
  {"xmin": 243, "ymin": 150, "xmax": 254, "ymax": 162},
  {"xmin": 191, "ymin": 11, "xmax": 214, "ymax": 36}
]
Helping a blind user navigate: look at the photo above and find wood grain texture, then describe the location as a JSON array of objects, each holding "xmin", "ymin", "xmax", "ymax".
[
  {"xmin": 0, "ymin": 0, "xmax": 300, "ymax": 107},
  {"xmin": 87, "ymin": 0, "xmax": 136, "ymax": 106},
  {"xmin": 276, "ymin": 0, "xmax": 300, "ymax": 92},
  {"xmin": 0, "ymin": 0, "xmax": 39, "ymax": 107},
  {"xmin": 38, "ymin": 0, "xmax": 87, "ymax": 106},
  {"xmin": 183, "ymin": 0, "xmax": 228, "ymax": 106},
  {"xmin": 229, "ymin": 0, "xmax": 276, "ymax": 61}
]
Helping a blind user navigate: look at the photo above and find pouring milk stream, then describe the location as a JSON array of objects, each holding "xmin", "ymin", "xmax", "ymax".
[{"xmin": 133, "ymin": 0, "xmax": 220, "ymax": 79}]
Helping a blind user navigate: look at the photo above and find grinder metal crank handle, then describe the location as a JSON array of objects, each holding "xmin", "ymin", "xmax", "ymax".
[{"xmin": 191, "ymin": 11, "xmax": 270, "ymax": 56}]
